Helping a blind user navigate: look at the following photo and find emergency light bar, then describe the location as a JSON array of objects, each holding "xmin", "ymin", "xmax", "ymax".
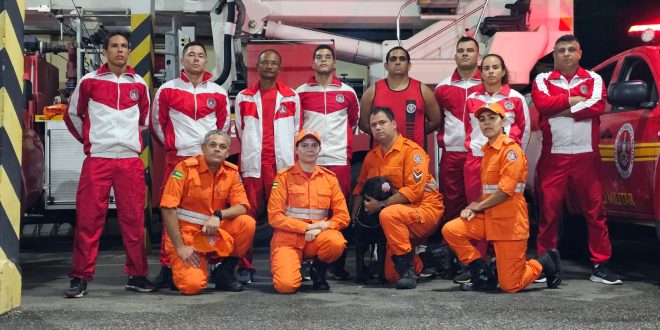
[{"xmin": 628, "ymin": 24, "xmax": 660, "ymax": 43}]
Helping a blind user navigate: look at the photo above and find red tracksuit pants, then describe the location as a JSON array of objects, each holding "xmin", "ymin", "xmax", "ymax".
[
  {"xmin": 159, "ymin": 152, "xmax": 190, "ymax": 267},
  {"xmin": 69, "ymin": 156, "xmax": 148, "ymax": 280},
  {"xmin": 535, "ymin": 152, "xmax": 612, "ymax": 264},
  {"xmin": 439, "ymin": 151, "xmax": 467, "ymax": 223},
  {"xmin": 240, "ymin": 163, "xmax": 278, "ymax": 272}
]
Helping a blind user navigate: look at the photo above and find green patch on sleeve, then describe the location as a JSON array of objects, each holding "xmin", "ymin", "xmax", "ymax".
[
  {"xmin": 272, "ymin": 181, "xmax": 279, "ymax": 189},
  {"xmin": 171, "ymin": 170, "xmax": 184, "ymax": 180}
]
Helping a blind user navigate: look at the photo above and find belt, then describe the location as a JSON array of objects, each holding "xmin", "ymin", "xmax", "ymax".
[
  {"xmin": 284, "ymin": 206, "xmax": 328, "ymax": 220},
  {"xmin": 176, "ymin": 208, "xmax": 209, "ymax": 225},
  {"xmin": 482, "ymin": 182, "xmax": 525, "ymax": 194}
]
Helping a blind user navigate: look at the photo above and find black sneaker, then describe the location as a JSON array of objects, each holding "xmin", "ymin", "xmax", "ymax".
[
  {"xmin": 534, "ymin": 273, "xmax": 547, "ymax": 283},
  {"xmin": 153, "ymin": 265, "xmax": 173, "ymax": 289},
  {"xmin": 64, "ymin": 278, "xmax": 88, "ymax": 298},
  {"xmin": 590, "ymin": 263, "xmax": 623, "ymax": 285},
  {"xmin": 301, "ymin": 260, "xmax": 312, "ymax": 281},
  {"xmin": 126, "ymin": 276, "xmax": 158, "ymax": 293},
  {"xmin": 453, "ymin": 270, "xmax": 471, "ymax": 284},
  {"xmin": 329, "ymin": 268, "xmax": 351, "ymax": 281}
]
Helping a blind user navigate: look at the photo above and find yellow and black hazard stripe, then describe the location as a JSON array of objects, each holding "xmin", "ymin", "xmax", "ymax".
[
  {"xmin": 0, "ymin": 0, "xmax": 24, "ymax": 314},
  {"xmin": 129, "ymin": 12, "xmax": 155, "ymax": 248},
  {"xmin": 599, "ymin": 142, "xmax": 660, "ymax": 162}
]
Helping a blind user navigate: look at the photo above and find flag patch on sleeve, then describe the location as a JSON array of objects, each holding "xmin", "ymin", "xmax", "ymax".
[{"xmin": 171, "ymin": 170, "xmax": 184, "ymax": 180}]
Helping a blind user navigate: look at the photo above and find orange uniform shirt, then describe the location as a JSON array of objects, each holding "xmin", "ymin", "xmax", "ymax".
[
  {"xmin": 481, "ymin": 134, "xmax": 529, "ymax": 241},
  {"xmin": 161, "ymin": 155, "xmax": 250, "ymax": 218},
  {"xmin": 268, "ymin": 162, "xmax": 350, "ymax": 234},
  {"xmin": 353, "ymin": 135, "xmax": 443, "ymax": 212}
]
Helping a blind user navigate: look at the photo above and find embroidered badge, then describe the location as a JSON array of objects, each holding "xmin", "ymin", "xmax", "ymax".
[
  {"xmin": 278, "ymin": 105, "xmax": 288, "ymax": 114},
  {"xmin": 129, "ymin": 90, "xmax": 139, "ymax": 101},
  {"xmin": 272, "ymin": 181, "xmax": 279, "ymax": 189},
  {"xmin": 207, "ymin": 98, "xmax": 216, "ymax": 108},
  {"xmin": 335, "ymin": 94, "xmax": 345, "ymax": 103},
  {"xmin": 504, "ymin": 101, "xmax": 514, "ymax": 110},
  {"xmin": 170, "ymin": 169, "xmax": 184, "ymax": 180},
  {"xmin": 406, "ymin": 103, "xmax": 416, "ymax": 114},
  {"xmin": 580, "ymin": 85, "xmax": 589, "ymax": 95},
  {"xmin": 506, "ymin": 150, "xmax": 518, "ymax": 162},
  {"xmin": 413, "ymin": 153, "xmax": 422, "ymax": 164},
  {"xmin": 412, "ymin": 169, "xmax": 423, "ymax": 183}
]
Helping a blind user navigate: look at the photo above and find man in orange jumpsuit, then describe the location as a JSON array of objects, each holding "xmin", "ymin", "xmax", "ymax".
[
  {"xmin": 442, "ymin": 103, "xmax": 561, "ymax": 292},
  {"xmin": 160, "ymin": 129, "xmax": 256, "ymax": 295},
  {"xmin": 268, "ymin": 130, "xmax": 350, "ymax": 294},
  {"xmin": 352, "ymin": 107, "xmax": 444, "ymax": 290}
]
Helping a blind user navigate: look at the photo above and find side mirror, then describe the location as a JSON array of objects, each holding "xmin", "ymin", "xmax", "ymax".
[{"xmin": 607, "ymin": 80, "xmax": 649, "ymax": 107}]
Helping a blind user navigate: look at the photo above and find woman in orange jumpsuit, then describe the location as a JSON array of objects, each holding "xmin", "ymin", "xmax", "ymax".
[{"xmin": 442, "ymin": 103, "xmax": 561, "ymax": 292}]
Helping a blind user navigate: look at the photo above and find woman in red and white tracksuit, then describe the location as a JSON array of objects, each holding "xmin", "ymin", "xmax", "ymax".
[{"xmin": 463, "ymin": 54, "xmax": 530, "ymax": 202}]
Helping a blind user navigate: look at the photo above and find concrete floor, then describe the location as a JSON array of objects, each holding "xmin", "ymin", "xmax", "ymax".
[{"xmin": 2, "ymin": 222, "xmax": 660, "ymax": 329}]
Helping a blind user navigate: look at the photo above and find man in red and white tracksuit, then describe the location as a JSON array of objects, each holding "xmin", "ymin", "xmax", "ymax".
[
  {"xmin": 532, "ymin": 34, "xmax": 621, "ymax": 285},
  {"xmin": 63, "ymin": 32, "xmax": 155, "ymax": 298},
  {"xmin": 235, "ymin": 49, "xmax": 301, "ymax": 282},
  {"xmin": 463, "ymin": 84, "xmax": 530, "ymax": 201},
  {"xmin": 150, "ymin": 41, "xmax": 231, "ymax": 287},
  {"xmin": 296, "ymin": 44, "xmax": 359, "ymax": 280},
  {"xmin": 434, "ymin": 36, "xmax": 482, "ymax": 223}
]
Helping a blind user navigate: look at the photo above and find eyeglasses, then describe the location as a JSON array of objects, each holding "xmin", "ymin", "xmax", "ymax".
[{"xmin": 388, "ymin": 56, "xmax": 408, "ymax": 63}]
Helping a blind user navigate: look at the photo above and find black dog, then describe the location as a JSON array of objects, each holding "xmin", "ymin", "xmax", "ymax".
[{"xmin": 353, "ymin": 176, "xmax": 393, "ymax": 285}]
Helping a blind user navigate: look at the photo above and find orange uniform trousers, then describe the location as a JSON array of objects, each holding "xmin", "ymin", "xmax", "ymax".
[
  {"xmin": 164, "ymin": 215, "xmax": 256, "ymax": 295},
  {"xmin": 270, "ymin": 228, "xmax": 346, "ymax": 294},
  {"xmin": 442, "ymin": 215, "xmax": 542, "ymax": 293},
  {"xmin": 380, "ymin": 204, "xmax": 442, "ymax": 282}
]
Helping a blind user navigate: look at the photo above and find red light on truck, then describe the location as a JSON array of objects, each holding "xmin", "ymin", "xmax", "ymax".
[{"xmin": 628, "ymin": 24, "xmax": 660, "ymax": 43}]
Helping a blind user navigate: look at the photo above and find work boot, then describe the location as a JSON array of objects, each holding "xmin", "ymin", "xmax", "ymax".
[
  {"xmin": 538, "ymin": 249, "xmax": 562, "ymax": 289},
  {"xmin": 212, "ymin": 257, "xmax": 244, "ymax": 292},
  {"xmin": 460, "ymin": 259, "xmax": 497, "ymax": 291},
  {"xmin": 391, "ymin": 251, "xmax": 417, "ymax": 289},
  {"xmin": 153, "ymin": 265, "xmax": 173, "ymax": 289},
  {"xmin": 310, "ymin": 258, "xmax": 330, "ymax": 290}
]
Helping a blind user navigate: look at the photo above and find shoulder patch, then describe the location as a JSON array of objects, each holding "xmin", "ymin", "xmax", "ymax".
[
  {"xmin": 271, "ymin": 180, "xmax": 279, "ymax": 189},
  {"xmin": 317, "ymin": 166, "xmax": 337, "ymax": 178},
  {"xmin": 506, "ymin": 150, "xmax": 518, "ymax": 162},
  {"xmin": 170, "ymin": 169, "xmax": 184, "ymax": 180},
  {"xmin": 413, "ymin": 153, "xmax": 422, "ymax": 164},
  {"xmin": 183, "ymin": 157, "xmax": 199, "ymax": 166},
  {"xmin": 222, "ymin": 161, "xmax": 238, "ymax": 171}
]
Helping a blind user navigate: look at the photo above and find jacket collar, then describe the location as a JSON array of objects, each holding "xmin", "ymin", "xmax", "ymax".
[
  {"xmin": 97, "ymin": 63, "xmax": 136, "ymax": 77},
  {"xmin": 547, "ymin": 66, "xmax": 590, "ymax": 80},
  {"xmin": 474, "ymin": 84, "xmax": 511, "ymax": 97},
  {"xmin": 180, "ymin": 70, "xmax": 214, "ymax": 84},
  {"xmin": 451, "ymin": 69, "xmax": 481, "ymax": 83},
  {"xmin": 242, "ymin": 80, "xmax": 296, "ymax": 97},
  {"xmin": 290, "ymin": 161, "xmax": 321, "ymax": 179},
  {"xmin": 306, "ymin": 75, "xmax": 342, "ymax": 87},
  {"xmin": 482, "ymin": 134, "xmax": 509, "ymax": 151}
]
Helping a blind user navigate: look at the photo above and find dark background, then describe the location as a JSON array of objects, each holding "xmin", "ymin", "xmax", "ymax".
[{"xmin": 575, "ymin": 0, "xmax": 660, "ymax": 68}]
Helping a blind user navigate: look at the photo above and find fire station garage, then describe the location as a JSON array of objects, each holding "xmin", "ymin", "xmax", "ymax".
[{"xmin": 1, "ymin": 0, "xmax": 659, "ymax": 328}]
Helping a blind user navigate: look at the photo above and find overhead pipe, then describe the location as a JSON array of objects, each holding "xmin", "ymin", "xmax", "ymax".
[{"xmin": 264, "ymin": 21, "xmax": 382, "ymax": 64}]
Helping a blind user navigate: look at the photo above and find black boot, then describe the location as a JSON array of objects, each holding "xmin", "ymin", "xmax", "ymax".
[
  {"xmin": 212, "ymin": 257, "xmax": 244, "ymax": 292},
  {"xmin": 538, "ymin": 249, "xmax": 562, "ymax": 289},
  {"xmin": 153, "ymin": 265, "xmax": 173, "ymax": 289},
  {"xmin": 310, "ymin": 258, "xmax": 330, "ymax": 290},
  {"xmin": 460, "ymin": 259, "xmax": 497, "ymax": 291},
  {"xmin": 391, "ymin": 251, "xmax": 417, "ymax": 289}
]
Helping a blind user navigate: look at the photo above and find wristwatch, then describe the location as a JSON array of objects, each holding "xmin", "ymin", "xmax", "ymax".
[{"xmin": 213, "ymin": 210, "xmax": 223, "ymax": 220}]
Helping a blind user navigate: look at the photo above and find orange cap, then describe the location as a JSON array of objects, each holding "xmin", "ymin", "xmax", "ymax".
[
  {"xmin": 192, "ymin": 231, "xmax": 233, "ymax": 257},
  {"xmin": 474, "ymin": 102, "xmax": 506, "ymax": 119},
  {"xmin": 295, "ymin": 130, "xmax": 321, "ymax": 145}
]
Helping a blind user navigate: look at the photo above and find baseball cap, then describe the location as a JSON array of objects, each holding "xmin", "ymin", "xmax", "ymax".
[
  {"xmin": 295, "ymin": 130, "xmax": 321, "ymax": 145},
  {"xmin": 192, "ymin": 230, "xmax": 234, "ymax": 257},
  {"xmin": 474, "ymin": 102, "xmax": 506, "ymax": 119}
]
